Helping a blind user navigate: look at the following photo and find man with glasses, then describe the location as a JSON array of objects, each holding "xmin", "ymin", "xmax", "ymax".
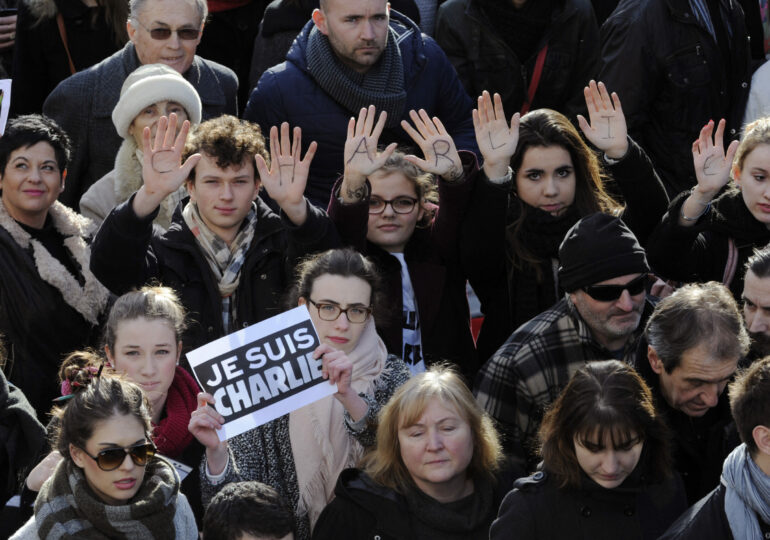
[
  {"xmin": 42, "ymin": 0, "xmax": 238, "ymax": 209},
  {"xmin": 638, "ymin": 282, "xmax": 748, "ymax": 503},
  {"xmin": 475, "ymin": 212, "xmax": 654, "ymax": 472}
]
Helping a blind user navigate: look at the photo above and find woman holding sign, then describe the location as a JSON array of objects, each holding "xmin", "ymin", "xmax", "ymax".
[
  {"xmin": 191, "ymin": 248, "xmax": 411, "ymax": 540},
  {"xmin": 21, "ymin": 286, "xmax": 205, "ymax": 525}
]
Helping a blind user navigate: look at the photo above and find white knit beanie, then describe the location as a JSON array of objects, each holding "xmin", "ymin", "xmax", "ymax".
[{"xmin": 112, "ymin": 63, "xmax": 202, "ymax": 139}]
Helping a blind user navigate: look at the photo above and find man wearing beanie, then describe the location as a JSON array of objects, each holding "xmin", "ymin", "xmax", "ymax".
[{"xmin": 475, "ymin": 212, "xmax": 654, "ymax": 472}]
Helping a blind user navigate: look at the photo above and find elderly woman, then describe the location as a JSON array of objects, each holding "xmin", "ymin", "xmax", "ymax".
[
  {"xmin": 312, "ymin": 365, "xmax": 509, "ymax": 540},
  {"xmin": 80, "ymin": 63, "xmax": 202, "ymax": 230},
  {"xmin": 0, "ymin": 114, "xmax": 110, "ymax": 421}
]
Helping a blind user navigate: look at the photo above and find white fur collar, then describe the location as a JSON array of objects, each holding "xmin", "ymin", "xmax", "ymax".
[
  {"xmin": 0, "ymin": 200, "xmax": 110, "ymax": 324},
  {"xmin": 25, "ymin": 0, "xmax": 57, "ymax": 22}
]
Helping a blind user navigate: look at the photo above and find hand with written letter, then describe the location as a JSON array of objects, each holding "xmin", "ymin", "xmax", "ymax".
[
  {"xmin": 189, "ymin": 392, "xmax": 229, "ymax": 474},
  {"xmin": 577, "ymin": 80, "xmax": 628, "ymax": 159},
  {"xmin": 314, "ymin": 343, "xmax": 368, "ymax": 422},
  {"xmin": 401, "ymin": 109, "xmax": 463, "ymax": 182},
  {"xmin": 678, "ymin": 119, "xmax": 738, "ymax": 226},
  {"xmin": 341, "ymin": 106, "xmax": 397, "ymax": 202},
  {"xmin": 473, "ymin": 91, "xmax": 519, "ymax": 180},
  {"xmin": 133, "ymin": 113, "xmax": 200, "ymax": 218},
  {"xmin": 256, "ymin": 122, "xmax": 317, "ymax": 226}
]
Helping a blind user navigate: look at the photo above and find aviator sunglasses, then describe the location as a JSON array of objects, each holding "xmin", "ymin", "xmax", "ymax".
[
  {"xmin": 582, "ymin": 274, "xmax": 648, "ymax": 302},
  {"xmin": 80, "ymin": 441, "xmax": 156, "ymax": 471},
  {"xmin": 134, "ymin": 20, "xmax": 201, "ymax": 40}
]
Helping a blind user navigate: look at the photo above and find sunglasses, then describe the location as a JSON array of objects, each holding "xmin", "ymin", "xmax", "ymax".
[
  {"xmin": 582, "ymin": 274, "xmax": 647, "ymax": 302},
  {"xmin": 80, "ymin": 442, "xmax": 156, "ymax": 471},
  {"xmin": 134, "ymin": 19, "xmax": 200, "ymax": 41}
]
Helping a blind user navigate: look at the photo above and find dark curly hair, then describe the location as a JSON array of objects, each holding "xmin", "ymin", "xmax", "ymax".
[{"xmin": 183, "ymin": 115, "xmax": 269, "ymax": 183}]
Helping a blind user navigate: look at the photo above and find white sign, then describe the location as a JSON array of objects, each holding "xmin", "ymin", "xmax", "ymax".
[
  {"xmin": 187, "ymin": 306, "xmax": 336, "ymax": 441},
  {"xmin": 0, "ymin": 79, "xmax": 10, "ymax": 135}
]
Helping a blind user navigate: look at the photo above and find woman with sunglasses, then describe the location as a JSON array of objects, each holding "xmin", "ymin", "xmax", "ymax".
[
  {"xmin": 464, "ymin": 82, "xmax": 668, "ymax": 361},
  {"xmin": 10, "ymin": 356, "xmax": 197, "ymax": 539},
  {"xmin": 491, "ymin": 360, "xmax": 686, "ymax": 540},
  {"xmin": 647, "ymin": 118, "xmax": 770, "ymax": 300},
  {"xmin": 329, "ymin": 105, "xmax": 477, "ymax": 380},
  {"xmin": 190, "ymin": 248, "xmax": 411, "ymax": 540}
]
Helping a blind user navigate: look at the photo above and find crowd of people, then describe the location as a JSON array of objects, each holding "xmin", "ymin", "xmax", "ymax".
[{"xmin": 1, "ymin": 0, "xmax": 770, "ymax": 538}]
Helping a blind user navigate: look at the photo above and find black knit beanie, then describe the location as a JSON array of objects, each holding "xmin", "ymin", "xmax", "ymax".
[{"xmin": 558, "ymin": 213, "xmax": 649, "ymax": 292}]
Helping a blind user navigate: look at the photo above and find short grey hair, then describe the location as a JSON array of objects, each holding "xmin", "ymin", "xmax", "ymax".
[
  {"xmin": 129, "ymin": 0, "xmax": 208, "ymax": 26},
  {"xmin": 645, "ymin": 282, "xmax": 749, "ymax": 373}
]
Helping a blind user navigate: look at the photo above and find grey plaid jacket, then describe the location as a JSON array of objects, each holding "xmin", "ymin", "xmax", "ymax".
[{"xmin": 474, "ymin": 296, "xmax": 654, "ymax": 471}]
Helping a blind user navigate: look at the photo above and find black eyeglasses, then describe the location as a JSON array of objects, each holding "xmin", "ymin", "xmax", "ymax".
[
  {"xmin": 80, "ymin": 442, "xmax": 156, "ymax": 471},
  {"xmin": 133, "ymin": 19, "xmax": 201, "ymax": 41},
  {"xmin": 368, "ymin": 196, "xmax": 418, "ymax": 214},
  {"xmin": 308, "ymin": 299, "xmax": 372, "ymax": 323},
  {"xmin": 582, "ymin": 274, "xmax": 647, "ymax": 302}
]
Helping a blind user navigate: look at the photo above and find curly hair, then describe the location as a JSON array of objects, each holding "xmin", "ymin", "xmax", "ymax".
[{"xmin": 183, "ymin": 115, "xmax": 269, "ymax": 183}]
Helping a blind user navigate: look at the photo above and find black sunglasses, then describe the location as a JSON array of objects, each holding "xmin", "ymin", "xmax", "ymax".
[
  {"xmin": 80, "ymin": 442, "xmax": 156, "ymax": 471},
  {"xmin": 582, "ymin": 274, "xmax": 647, "ymax": 302},
  {"xmin": 134, "ymin": 19, "xmax": 200, "ymax": 41}
]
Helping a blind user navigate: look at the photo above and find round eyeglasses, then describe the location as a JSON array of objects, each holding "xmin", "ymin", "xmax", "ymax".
[
  {"xmin": 308, "ymin": 299, "xmax": 372, "ymax": 323},
  {"xmin": 79, "ymin": 441, "xmax": 156, "ymax": 471},
  {"xmin": 368, "ymin": 196, "xmax": 418, "ymax": 214}
]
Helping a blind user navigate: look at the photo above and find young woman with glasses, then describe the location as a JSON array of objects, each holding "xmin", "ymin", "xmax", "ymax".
[
  {"xmin": 463, "ymin": 82, "xmax": 669, "ymax": 361},
  {"xmin": 190, "ymin": 248, "xmax": 411, "ymax": 540},
  {"xmin": 10, "ymin": 357, "xmax": 197, "ymax": 539},
  {"xmin": 329, "ymin": 105, "xmax": 478, "ymax": 381}
]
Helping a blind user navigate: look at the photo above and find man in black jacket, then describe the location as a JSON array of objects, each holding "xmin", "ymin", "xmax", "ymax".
[
  {"xmin": 638, "ymin": 281, "xmax": 748, "ymax": 503},
  {"xmin": 599, "ymin": 0, "xmax": 751, "ymax": 197},
  {"xmin": 90, "ymin": 114, "xmax": 338, "ymax": 362},
  {"xmin": 659, "ymin": 357, "xmax": 770, "ymax": 539}
]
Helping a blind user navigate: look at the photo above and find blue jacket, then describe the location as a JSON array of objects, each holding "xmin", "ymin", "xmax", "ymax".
[{"xmin": 244, "ymin": 10, "xmax": 477, "ymax": 208}]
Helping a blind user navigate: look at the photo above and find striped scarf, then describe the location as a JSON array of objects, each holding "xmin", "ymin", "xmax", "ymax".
[
  {"xmin": 34, "ymin": 458, "xmax": 179, "ymax": 539},
  {"xmin": 182, "ymin": 201, "xmax": 257, "ymax": 333}
]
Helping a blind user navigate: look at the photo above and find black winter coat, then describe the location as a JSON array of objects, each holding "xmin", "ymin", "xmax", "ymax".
[
  {"xmin": 328, "ymin": 152, "xmax": 478, "ymax": 381},
  {"xmin": 313, "ymin": 468, "xmax": 512, "ymax": 540},
  {"xmin": 647, "ymin": 189, "xmax": 770, "ymax": 301},
  {"xmin": 435, "ymin": 0, "xmax": 600, "ymax": 119},
  {"xmin": 11, "ymin": 0, "xmax": 124, "ymax": 115},
  {"xmin": 89, "ymin": 196, "xmax": 338, "ymax": 361},
  {"xmin": 599, "ymin": 0, "xmax": 751, "ymax": 197},
  {"xmin": 634, "ymin": 338, "xmax": 742, "ymax": 503},
  {"xmin": 491, "ymin": 468, "xmax": 687, "ymax": 540}
]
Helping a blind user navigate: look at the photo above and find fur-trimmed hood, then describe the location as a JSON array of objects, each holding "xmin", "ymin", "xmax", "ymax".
[
  {"xmin": 24, "ymin": 0, "xmax": 57, "ymax": 22},
  {"xmin": 0, "ymin": 199, "xmax": 109, "ymax": 324}
]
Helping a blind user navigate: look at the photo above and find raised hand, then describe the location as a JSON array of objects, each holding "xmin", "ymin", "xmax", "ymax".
[
  {"xmin": 134, "ymin": 113, "xmax": 201, "ymax": 218},
  {"xmin": 692, "ymin": 119, "xmax": 738, "ymax": 197},
  {"xmin": 255, "ymin": 122, "xmax": 317, "ymax": 225},
  {"xmin": 402, "ymin": 109, "xmax": 463, "ymax": 181},
  {"xmin": 577, "ymin": 80, "xmax": 628, "ymax": 159},
  {"xmin": 473, "ymin": 91, "xmax": 519, "ymax": 180},
  {"xmin": 313, "ymin": 343, "xmax": 368, "ymax": 421},
  {"xmin": 188, "ymin": 392, "xmax": 229, "ymax": 474},
  {"xmin": 342, "ymin": 106, "xmax": 397, "ymax": 201}
]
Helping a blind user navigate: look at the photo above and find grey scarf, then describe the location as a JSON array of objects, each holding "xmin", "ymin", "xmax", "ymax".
[
  {"xmin": 305, "ymin": 25, "xmax": 406, "ymax": 128},
  {"xmin": 721, "ymin": 443, "xmax": 770, "ymax": 540}
]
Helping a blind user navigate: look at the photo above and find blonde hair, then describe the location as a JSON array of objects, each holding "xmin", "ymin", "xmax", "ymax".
[
  {"xmin": 733, "ymin": 117, "xmax": 770, "ymax": 179},
  {"xmin": 362, "ymin": 365, "xmax": 502, "ymax": 493}
]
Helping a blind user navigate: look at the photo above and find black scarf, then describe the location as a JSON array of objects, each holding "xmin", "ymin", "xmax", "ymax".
[
  {"xmin": 305, "ymin": 25, "xmax": 406, "ymax": 128},
  {"xmin": 405, "ymin": 474, "xmax": 496, "ymax": 540},
  {"xmin": 477, "ymin": 0, "xmax": 553, "ymax": 62},
  {"xmin": 506, "ymin": 201, "xmax": 580, "ymax": 328}
]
